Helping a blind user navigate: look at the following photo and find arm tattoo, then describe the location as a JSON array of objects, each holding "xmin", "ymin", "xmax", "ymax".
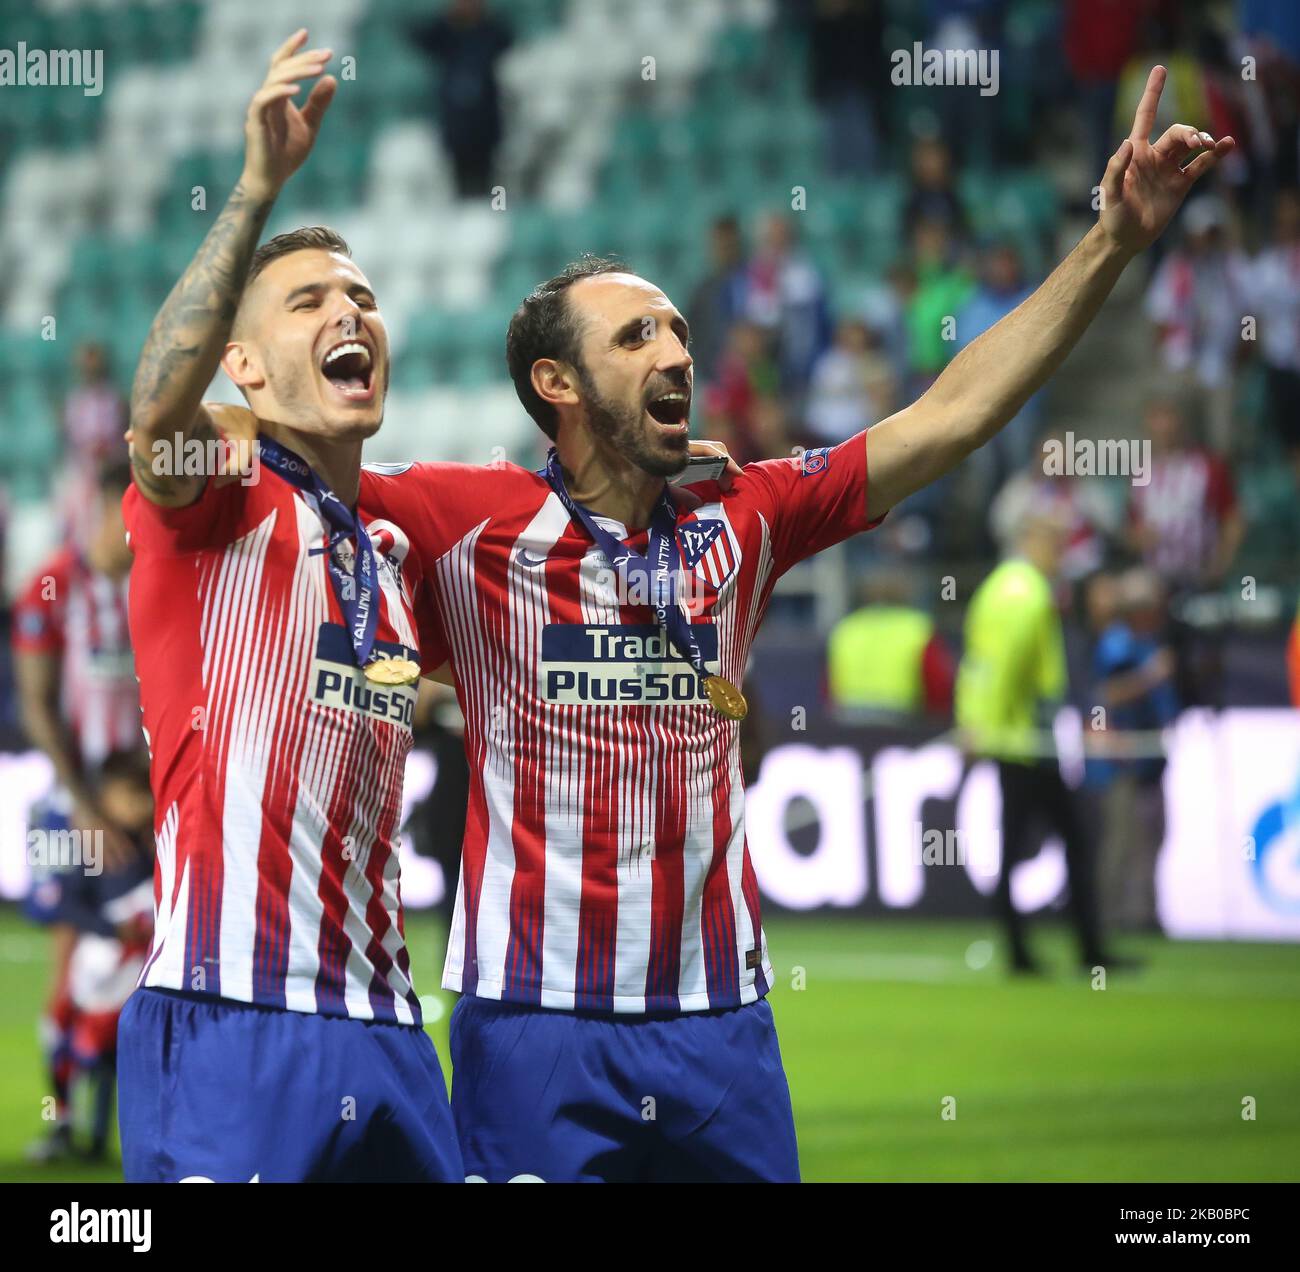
[
  {"xmin": 129, "ymin": 414, "xmax": 219, "ymax": 504},
  {"xmin": 130, "ymin": 181, "xmax": 273, "ymax": 434}
]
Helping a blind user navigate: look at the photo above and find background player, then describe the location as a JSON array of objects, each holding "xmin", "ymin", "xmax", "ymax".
[
  {"xmin": 365, "ymin": 66, "xmax": 1233, "ymax": 1182},
  {"xmin": 117, "ymin": 30, "xmax": 461, "ymax": 1182},
  {"xmin": 25, "ymin": 749, "xmax": 155, "ymax": 1162},
  {"xmin": 13, "ymin": 459, "xmax": 140, "ymax": 1161}
]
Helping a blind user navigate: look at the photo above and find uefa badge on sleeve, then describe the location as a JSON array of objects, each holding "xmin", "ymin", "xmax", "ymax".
[{"xmin": 800, "ymin": 447, "xmax": 830, "ymax": 477}]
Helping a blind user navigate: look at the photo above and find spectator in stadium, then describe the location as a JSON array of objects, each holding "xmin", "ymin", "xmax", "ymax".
[
  {"xmin": 1086, "ymin": 567, "xmax": 1178, "ymax": 936},
  {"xmin": 890, "ymin": 219, "xmax": 977, "ymax": 547},
  {"xmin": 805, "ymin": 316, "xmax": 897, "ymax": 445},
  {"xmin": 741, "ymin": 212, "xmax": 833, "ymax": 400},
  {"xmin": 701, "ymin": 318, "xmax": 781, "ymax": 467},
  {"xmin": 1113, "ymin": 19, "xmax": 1215, "ymax": 156},
  {"xmin": 923, "ymin": 0, "xmax": 1010, "ymax": 160},
  {"xmin": 827, "ymin": 568, "xmax": 954, "ymax": 718},
  {"xmin": 1064, "ymin": 0, "xmax": 1153, "ymax": 192},
  {"xmin": 410, "ymin": 0, "xmax": 513, "ymax": 197},
  {"xmin": 1129, "ymin": 396, "xmax": 1244, "ymax": 709},
  {"xmin": 62, "ymin": 342, "xmax": 126, "ymax": 466},
  {"xmin": 803, "ymin": 0, "xmax": 888, "ymax": 175},
  {"xmin": 956, "ymin": 240, "xmax": 1040, "ymax": 489},
  {"xmin": 990, "ymin": 424, "xmax": 1124, "ymax": 593},
  {"xmin": 1234, "ymin": 1, "xmax": 1300, "ymax": 197},
  {"xmin": 685, "ymin": 214, "xmax": 750, "ymax": 387},
  {"xmin": 60, "ymin": 342, "xmax": 127, "ymax": 543},
  {"xmin": 1128, "ymin": 395, "xmax": 1244, "ymax": 591},
  {"xmin": 904, "ymin": 217, "xmax": 975, "ymax": 392},
  {"xmin": 903, "ymin": 136, "xmax": 969, "ymax": 242},
  {"xmin": 870, "ymin": 260, "xmax": 916, "ymax": 389},
  {"xmin": 955, "ymin": 507, "xmax": 1116, "ymax": 975},
  {"xmin": 1143, "ymin": 196, "xmax": 1251, "ymax": 454},
  {"xmin": 1247, "ymin": 186, "xmax": 1300, "ymax": 479}
]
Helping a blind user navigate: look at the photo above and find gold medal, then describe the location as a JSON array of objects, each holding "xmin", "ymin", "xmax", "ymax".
[
  {"xmin": 704, "ymin": 674, "xmax": 748, "ymax": 721},
  {"xmin": 364, "ymin": 656, "xmax": 422, "ymax": 686}
]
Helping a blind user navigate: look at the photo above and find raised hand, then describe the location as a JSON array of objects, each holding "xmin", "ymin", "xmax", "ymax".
[
  {"xmin": 1098, "ymin": 66, "xmax": 1235, "ymax": 255},
  {"xmin": 242, "ymin": 28, "xmax": 336, "ymax": 200}
]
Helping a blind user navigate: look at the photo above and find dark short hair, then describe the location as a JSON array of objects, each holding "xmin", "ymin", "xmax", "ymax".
[
  {"xmin": 246, "ymin": 226, "xmax": 351, "ymax": 287},
  {"xmin": 505, "ymin": 255, "xmax": 628, "ymax": 440},
  {"xmin": 98, "ymin": 747, "xmax": 152, "ymax": 791}
]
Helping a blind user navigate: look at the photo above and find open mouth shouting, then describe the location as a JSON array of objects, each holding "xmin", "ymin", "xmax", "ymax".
[
  {"xmin": 645, "ymin": 387, "xmax": 691, "ymax": 434},
  {"xmin": 320, "ymin": 339, "xmax": 377, "ymax": 403}
]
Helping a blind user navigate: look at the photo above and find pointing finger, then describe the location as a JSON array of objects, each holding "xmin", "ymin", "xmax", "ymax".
[{"xmin": 1129, "ymin": 65, "xmax": 1166, "ymax": 143}]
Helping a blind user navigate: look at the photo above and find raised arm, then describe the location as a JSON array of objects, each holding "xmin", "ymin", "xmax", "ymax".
[
  {"xmin": 128, "ymin": 29, "xmax": 335, "ymax": 506},
  {"xmin": 865, "ymin": 66, "xmax": 1235, "ymax": 521}
]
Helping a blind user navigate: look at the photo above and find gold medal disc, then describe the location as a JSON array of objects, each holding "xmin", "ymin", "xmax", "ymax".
[
  {"xmin": 364, "ymin": 657, "xmax": 422, "ymax": 686},
  {"xmin": 704, "ymin": 675, "xmax": 748, "ymax": 721}
]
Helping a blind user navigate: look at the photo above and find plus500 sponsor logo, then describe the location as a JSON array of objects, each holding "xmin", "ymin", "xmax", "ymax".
[
  {"xmin": 540, "ymin": 623, "xmax": 717, "ymax": 707},
  {"xmin": 310, "ymin": 625, "xmax": 418, "ymax": 727}
]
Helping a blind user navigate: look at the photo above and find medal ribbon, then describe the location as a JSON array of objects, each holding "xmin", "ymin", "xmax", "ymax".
[
  {"xmin": 540, "ymin": 448, "xmax": 712, "ymax": 684},
  {"xmin": 259, "ymin": 437, "xmax": 379, "ymax": 670}
]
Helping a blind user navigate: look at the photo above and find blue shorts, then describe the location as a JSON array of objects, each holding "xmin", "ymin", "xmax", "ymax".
[
  {"xmin": 117, "ymin": 988, "xmax": 463, "ymax": 1183},
  {"xmin": 449, "ymin": 995, "xmax": 800, "ymax": 1183}
]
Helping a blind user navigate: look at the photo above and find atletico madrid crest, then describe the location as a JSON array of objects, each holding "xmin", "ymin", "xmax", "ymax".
[{"xmin": 677, "ymin": 518, "xmax": 737, "ymax": 591}]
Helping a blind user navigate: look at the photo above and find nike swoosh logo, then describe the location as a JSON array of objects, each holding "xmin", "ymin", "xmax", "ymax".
[{"xmin": 514, "ymin": 548, "xmax": 549, "ymax": 569}]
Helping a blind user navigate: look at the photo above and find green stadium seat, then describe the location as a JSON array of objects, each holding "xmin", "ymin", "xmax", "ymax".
[
  {"xmin": 160, "ymin": 153, "xmax": 245, "ymax": 233},
  {"xmin": 6, "ymin": 335, "xmax": 65, "ymax": 385},
  {"xmin": 711, "ymin": 25, "xmax": 767, "ymax": 78},
  {"xmin": 509, "ymin": 210, "xmax": 572, "ymax": 278},
  {"xmin": 3, "ymin": 383, "xmax": 60, "ymax": 481}
]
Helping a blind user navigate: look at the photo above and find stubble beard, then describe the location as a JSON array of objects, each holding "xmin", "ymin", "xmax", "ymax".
[{"xmin": 578, "ymin": 364, "xmax": 688, "ymax": 480}]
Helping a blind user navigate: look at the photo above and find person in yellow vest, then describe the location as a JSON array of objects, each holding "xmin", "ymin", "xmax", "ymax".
[
  {"xmin": 827, "ymin": 570, "xmax": 954, "ymax": 717},
  {"xmin": 955, "ymin": 509, "xmax": 1119, "ymax": 975}
]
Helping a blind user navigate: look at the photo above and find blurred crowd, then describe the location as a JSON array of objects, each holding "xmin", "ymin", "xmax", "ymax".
[
  {"xmin": 695, "ymin": 0, "xmax": 1300, "ymax": 563},
  {"xmin": 699, "ymin": 1, "xmax": 1300, "ymax": 740}
]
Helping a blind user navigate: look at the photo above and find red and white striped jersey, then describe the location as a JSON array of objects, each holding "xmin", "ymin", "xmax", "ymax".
[
  {"xmin": 123, "ymin": 466, "xmax": 440, "ymax": 1025},
  {"xmin": 12, "ymin": 547, "xmax": 139, "ymax": 771},
  {"xmin": 366, "ymin": 435, "xmax": 875, "ymax": 1013}
]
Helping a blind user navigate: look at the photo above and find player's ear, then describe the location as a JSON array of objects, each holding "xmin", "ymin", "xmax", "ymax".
[
  {"xmin": 221, "ymin": 340, "xmax": 265, "ymax": 391},
  {"xmin": 531, "ymin": 359, "xmax": 580, "ymax": 413}
]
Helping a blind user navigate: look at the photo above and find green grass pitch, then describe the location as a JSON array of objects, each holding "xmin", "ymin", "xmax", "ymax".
[{"xmin": 1, "ymin": 906, "xmax": 1296, "ymax": 1182}]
